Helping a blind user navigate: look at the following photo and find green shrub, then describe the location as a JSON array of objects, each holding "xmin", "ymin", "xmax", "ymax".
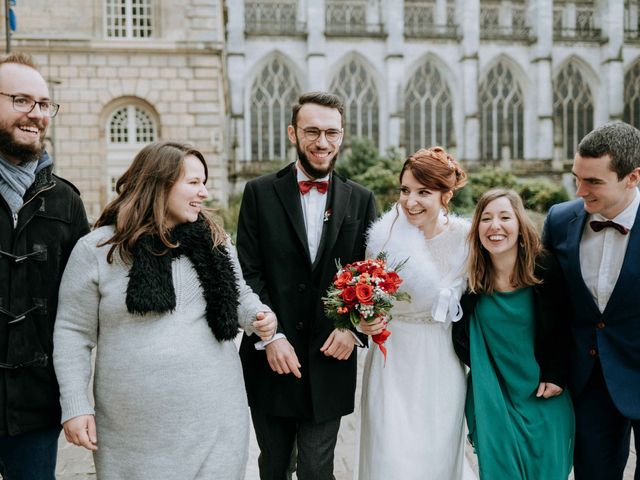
[
  {"xmin": 468, "ymin": 167, "xmax": 519, "ymax": 203},
  {"xmin": 518, "ymin": 179, "xmax": 570, "ymax": 213},
  {"xmin": 339, "ymin": 138, "xmax": 404, "ymax": 213}
]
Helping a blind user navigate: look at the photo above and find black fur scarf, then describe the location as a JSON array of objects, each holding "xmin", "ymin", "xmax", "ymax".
[{"xmin": 126, "ymin": 217, "xmax": 239, "ymax": 341}]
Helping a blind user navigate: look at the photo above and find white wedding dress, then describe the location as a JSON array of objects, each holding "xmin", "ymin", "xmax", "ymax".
[{"xmin": 355, "ymin": 206, "xmax": 475, "ymax": 480}]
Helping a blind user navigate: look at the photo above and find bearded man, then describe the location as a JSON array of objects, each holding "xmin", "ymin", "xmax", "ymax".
[
  {"xmin": 237, "ymin": 91, "xmax": 376, "ymax": 480},
  {"xmin": 0, "ymin": 52, "xmax": 89, "ymax": 479}
]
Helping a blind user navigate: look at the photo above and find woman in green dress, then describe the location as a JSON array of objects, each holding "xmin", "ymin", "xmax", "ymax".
[{"xmin": 452, "ymin": 188, "xmax": 575, "ymax": 479}]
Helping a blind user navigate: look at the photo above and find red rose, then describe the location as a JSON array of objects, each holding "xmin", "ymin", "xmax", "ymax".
[
  {"xmin": 355, "ymin": 283, "xmax": 374, "ymax": 304},
  {"xmin": 370, "ymin": 267, "xmax": 385, "ymax": 279},
  {"xmin": 380, "ymin": 271, "xmax": 402, "ymax": 293},
  {"xmin": 341, "ymin": 286, "xmax": 357, "ymax": 305},
  {"xmin": 334, "ymin": 271, "xmax": 353, "ymax": 289},
  {"xmin": 356, "ymin": 262, "xmax": 369, "ymax": 274}
]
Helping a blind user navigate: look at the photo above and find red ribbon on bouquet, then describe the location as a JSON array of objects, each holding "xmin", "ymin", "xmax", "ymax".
[{"xmin": 372, "ymin": 328, "xmax": 391, "ymax": 365}]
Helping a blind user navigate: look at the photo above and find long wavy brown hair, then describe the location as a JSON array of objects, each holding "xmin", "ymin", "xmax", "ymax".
[
  {"xmin": 95, "ymin": 141, "xmax": 226, "ymax": 263},
  {"xmin": 467, "ymin": 189, "xmax": 542, "ymax": 294}
]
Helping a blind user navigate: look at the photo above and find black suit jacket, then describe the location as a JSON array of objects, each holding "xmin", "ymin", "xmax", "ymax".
[
  {"xmin": 237, "ymin": 163, "xmax": 376, "ymax": 422},
  {"xmin": 452, "ymin": 251, "xmax": 572, "ymax": 387}
]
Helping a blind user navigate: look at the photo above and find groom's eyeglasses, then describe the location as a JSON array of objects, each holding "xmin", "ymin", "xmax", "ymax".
[{"xmin": 297, "ymin": 127, "xmax": 343, "ymax": 143}]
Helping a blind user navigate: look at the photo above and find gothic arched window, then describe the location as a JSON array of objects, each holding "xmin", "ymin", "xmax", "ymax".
[
  {"xmin": 553, "ymin": 61, "xmax": 594, "ymax": 160},
  {"xmin": 329, "ymin": 58, "xmax": 379, "ymax": 147},
  {"xmin": 624, "ymin": 60, "xmax": 640, "ymax": 128},
  {"xmin": 249, "ymin": 57, "xmax": 301, "ymax": 161},
  {"xmin": 404, "ymin": 60, "xmax": 454, "ymax": 153},
  {"xmin": 479, "ymin": 60, "xmax": 525, "ymax": 162}
]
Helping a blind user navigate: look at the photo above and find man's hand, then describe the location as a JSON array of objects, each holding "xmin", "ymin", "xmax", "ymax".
[
  {"xmin": 63, "ymin": 414, "xmax": 98, "ymax": 451},
  {"xmin": 320, "ymin": 328, "xmax": 356, "ymax": 360},
  {"xmin": 536, "ymin": 382, "xmax": 563, "ymax": 398},
  {"xmin": 253, "ymin": 311, "xmax": 277, "ymax": 342},
  {"xmin": 265, "ymin": 338, "xmax": 302, "ymax": 378}
]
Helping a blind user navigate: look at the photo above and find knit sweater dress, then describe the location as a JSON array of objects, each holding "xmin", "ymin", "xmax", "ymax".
[{"xmin": 53, "ymin": 226, "xmax": 269, "ymax": 480}]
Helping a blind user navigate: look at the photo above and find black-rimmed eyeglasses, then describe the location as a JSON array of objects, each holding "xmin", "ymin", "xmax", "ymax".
[
  {"xmin": 297, "ymin": 127, "xmax": 343, "ymax": 142},
  {"xmin": 0, "ymin": 92, "xmax": 60, "ymax": 118}
]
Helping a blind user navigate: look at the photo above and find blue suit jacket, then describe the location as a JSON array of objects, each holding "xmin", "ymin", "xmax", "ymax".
[{"xmin": 543, "ymin": 199, "xmax": 640, "ymax": 419}]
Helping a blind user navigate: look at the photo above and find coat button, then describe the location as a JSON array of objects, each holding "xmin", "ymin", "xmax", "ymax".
[
  {"xmin": 297, "ymin": 284, "xmax": 306, "ymax": 292},
  {"xmin": 597, "ymin": 322, "xmax": 605, "ymax": 329},
  {"xmin": 589, "ymin": 348, "xmax": 597, "ymax": 357},
  {"xmin": 296, "ymin": 322, "xmax": 304, "ymax": 331}
]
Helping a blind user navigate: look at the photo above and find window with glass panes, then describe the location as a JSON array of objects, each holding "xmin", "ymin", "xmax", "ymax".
[
  {"xmin": 105, "ymin": 0, "xmax": 152, "ymax": 38},
  {"xmin": 249, "ymin": 57, "xmax": 301, "ymax": 161},
  {"xmin": 106, "ymin": 105, "xmax": 157, "ymax": 200},
  {"xmin": 553, "ymin": 61, "xmax": 594, "ymax": 160},
  {"xmin": 624, "ymin": 60, "xmax": 640, "ymax": 127},
  {"xmin": 329, "ymin": 58, "xmax": 379, "ymax": 147},
  {"xmin": 404, "ymin": 60, "xmax": 454, "ymax": 153},
  {"xmin": 479, "ymin": 60, "xmax": 524, "ymax": 162}
]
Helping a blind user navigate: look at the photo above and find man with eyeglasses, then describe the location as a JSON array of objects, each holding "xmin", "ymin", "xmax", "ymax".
[
  {"xmin": 0, "ymin": 52, "xmax": 89, "ymax": 479},
  {"xmin": 237, "ymin": 91, "xmax": 376, "ymax": 479}
]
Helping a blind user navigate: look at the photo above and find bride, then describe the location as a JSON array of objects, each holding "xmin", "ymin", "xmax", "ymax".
[{"xmin": 355, "ymin": 147, "xmax": 474, "ymax": 479}]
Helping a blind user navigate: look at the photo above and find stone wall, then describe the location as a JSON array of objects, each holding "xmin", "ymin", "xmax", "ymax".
[{"xmin": 3, "ymin": 0, "xmax": 228, "ymax": 219}]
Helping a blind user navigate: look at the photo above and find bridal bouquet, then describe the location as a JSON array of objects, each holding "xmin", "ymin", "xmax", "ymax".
[{"xmin": 323, "ymin": 253, "xmax": 410, "ymax": 362}]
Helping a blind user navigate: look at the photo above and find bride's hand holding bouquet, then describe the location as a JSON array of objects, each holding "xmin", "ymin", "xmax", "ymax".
[{"xmin": 323, "ymin": 253, "xmax": 410, "ymax": 363}]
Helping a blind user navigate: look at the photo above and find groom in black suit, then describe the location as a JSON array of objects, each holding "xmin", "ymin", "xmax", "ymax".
[{"xmin": 237, "ymin": 92, "xmax": 376, "ymax": 480}]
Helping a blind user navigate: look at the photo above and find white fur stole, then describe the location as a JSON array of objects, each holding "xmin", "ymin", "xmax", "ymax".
[{"xmin": 366, "ymin": 205, "xmax": 469, "ymax": 321}]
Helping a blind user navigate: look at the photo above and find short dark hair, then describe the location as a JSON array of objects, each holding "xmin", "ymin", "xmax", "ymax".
[
  {"xmin": 577, "ymin": 121, "xmax": 640, "ymax": 180},
  {"xmin": 290, "ymin": 91, "xmax": 345, "ymax": 128}
]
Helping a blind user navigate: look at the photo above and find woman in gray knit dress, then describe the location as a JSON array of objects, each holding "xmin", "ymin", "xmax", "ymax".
[{"xmin": 53, "ymin": 141, "xmax": 276, "ymax": 479}]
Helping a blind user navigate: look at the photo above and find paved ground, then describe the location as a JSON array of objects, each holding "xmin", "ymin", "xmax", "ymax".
[{"xmin": 54, "ymin": 346, "xmax": 636, "ymax": 480}]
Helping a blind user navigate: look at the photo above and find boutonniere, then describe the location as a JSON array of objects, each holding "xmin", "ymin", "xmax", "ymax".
[{"xmin": 324, "ymin": 209, "xmax": 333, "ymax": 222}]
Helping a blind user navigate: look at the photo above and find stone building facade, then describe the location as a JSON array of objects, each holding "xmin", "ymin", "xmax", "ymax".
[
  {"xmin": 226, "ymin": 0, "xmax": 640, "ymax": 177},
  {"xmin": 4, "ymin": 0, "xmax": 227, "ymax": 219}
]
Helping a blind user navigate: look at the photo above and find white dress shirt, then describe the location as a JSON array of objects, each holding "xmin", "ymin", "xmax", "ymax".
[
  {"xmin": 296, "ymin": 166, "xmax": 330, "ymax": 263},
  {"xmin": 579, "ymin": 188, "xmax": 639, "ymax": 312}
]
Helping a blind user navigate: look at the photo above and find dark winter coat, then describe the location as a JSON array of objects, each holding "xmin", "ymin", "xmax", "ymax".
[{"xmin": 0, "ymin": 165, "xmax": 89, "ymax": 435}]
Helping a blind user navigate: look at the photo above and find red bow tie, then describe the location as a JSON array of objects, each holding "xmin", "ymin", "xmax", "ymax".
[
  {"xmin": 589, "ymin": 220, "xmax": 629, "ymax": 235},
  {"xmin": 298, "ymin": 180, "xmax": 329, "ymax": 195}
]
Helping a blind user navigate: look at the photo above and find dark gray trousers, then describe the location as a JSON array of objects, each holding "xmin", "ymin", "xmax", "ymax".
[{"xmin": 251, "ymin": 409, "xmax": 341, "ymax": 480}]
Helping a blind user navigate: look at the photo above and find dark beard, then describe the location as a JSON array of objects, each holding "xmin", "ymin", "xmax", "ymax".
[
  {"xmin": 0, "ymin": 128, "xmax": 44, "ymax": 164},
  {"xmin": 296, "ymin": 144, "xmax": 338, "ymax": 179}
]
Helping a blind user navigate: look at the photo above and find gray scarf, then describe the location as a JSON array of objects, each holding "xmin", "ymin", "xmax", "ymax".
[{"xmin": 0, "ymin": 152, "xmax": 51, "ymax": 216}]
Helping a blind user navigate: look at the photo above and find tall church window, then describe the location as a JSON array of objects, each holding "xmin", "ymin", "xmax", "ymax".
[
  {"xmin": 404, "ymin": 60, "xmax": 454, "ymax": 153},
  {"xmin": 105, "ymin": 0, "xmax": 153, "ymax": 39},
  {"xmin": 329, "ymin": 58, "xmax": 379, "ymax": 147},
  {"xmin": 553, "ymin": 61, "xmax": 594, "ymax": 160},
  {"xmin": 624, "ymin": 60, "xmax": 640, "ymax": 128},
  {"xmin": 479, "ymin": 60, "xmax": 524, "ymax": 162},
  {"xmin": 249, "ymin": 57, "xmax": 301, "ymax": 161}
]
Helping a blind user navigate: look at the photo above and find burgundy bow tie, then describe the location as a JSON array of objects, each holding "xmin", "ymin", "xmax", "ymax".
[
  {"xmin": 298, "ymin": 180, "xmax": 329, "ymax": 195},
  {"xmin": 589, "ymin": 220, "xmax": 629, "ymax": 235}
]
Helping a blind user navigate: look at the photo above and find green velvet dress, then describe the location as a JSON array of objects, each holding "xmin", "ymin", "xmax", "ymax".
[{"xmin": 466, "ymin": 287, "xmax": 574, "ymax": 479}]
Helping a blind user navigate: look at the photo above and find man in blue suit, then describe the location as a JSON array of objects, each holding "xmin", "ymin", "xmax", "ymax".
[{"xmin": 543, "ymin": 122, "xmax": 640, "ymax": 479}]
